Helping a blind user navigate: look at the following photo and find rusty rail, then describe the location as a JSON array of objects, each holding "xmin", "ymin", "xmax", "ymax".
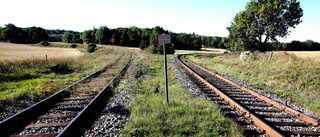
[
  {"xmin": 184, "ymin": 55, "xmax": 320, "ymax": 127},
  {"xmin": 0, "ymin": 50, "xmax": 130, "ymax": 136},
  {"xmin": 176, "ymin": 54, "xmax": 285, "ymax": 137}
]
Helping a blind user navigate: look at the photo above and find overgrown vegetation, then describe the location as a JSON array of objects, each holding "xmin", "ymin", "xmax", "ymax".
[
  {"xmin": 39, "ymin": 40, "xmax": 50, "ymax": 46},
  {"xmin": 0, "ymin": 46, "xmax": 117, "ymax": 105},
  {"xmin": 87, "ymin": 43, "xmax": 97, "ymax": 53},
  {"xmin": 121, "ymin": 52, "xmax": 242, "ymax": 136},
  {"xmin": 146, "ymin": 44, "xmax": 175, "ymax": 54},
  {"xmin": 38, "ymin": 42, "xmax": 85, "ymax": 49},
  {"xmin": 187, "ymin": 52, "xmax": 320, "ymax": 116}
]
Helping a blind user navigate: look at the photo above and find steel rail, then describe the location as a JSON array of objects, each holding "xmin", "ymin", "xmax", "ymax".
[
  {"xmin": 0, "ymin": 50, "xmax": 124, "ymax": 136},
  {"xmin": 57, "ymin": 51, "xmax": 133, "ymax": 137},
  {"xmin": 184, "ymin": 54, "xmax": 320, "ymax": 127},
  {"xmin": 176, "ymin": 54, "xmax": 285, "ymax": 137}
]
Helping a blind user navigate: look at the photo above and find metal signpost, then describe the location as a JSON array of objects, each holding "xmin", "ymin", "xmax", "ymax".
[{"xmin": 158, "ymin": 34, "xmax": 171, "ymax": 103}]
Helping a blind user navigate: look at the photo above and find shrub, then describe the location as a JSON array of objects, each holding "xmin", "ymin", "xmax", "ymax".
[
  {"xmin": 40, "ymin": 41, "xmax": 50, "ymax": 46},
  {"xmin": 157, "ymin": 44, "xmax": 175, "ymax": 54},
  {"xmin": 70, "ymin": 44, "xmax": 77, "ymax": 48},
  {"xmin": 146, "ymin": 45, "xmax": 157, "ymax": 54},
  {"xmin": 87, "ymin": 43, "xmax": 96, "ymax": 53}
]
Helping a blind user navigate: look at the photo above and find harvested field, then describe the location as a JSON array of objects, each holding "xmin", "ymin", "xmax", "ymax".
[
  {"xmin": 0, "ymin": 42, "xmax": 83, "ymax": 61},
  {"xmin": 175, "ymin": 48, "xmax": 226, "ymax": 55},
  {"xmin": 286, "ymin": 51, "xmax": 320, "ymax": 62}
]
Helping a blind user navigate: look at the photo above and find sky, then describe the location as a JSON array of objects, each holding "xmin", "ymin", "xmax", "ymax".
[{"xmin": 0, "ymin": 0, "xmax": 319, "ymax": 42}]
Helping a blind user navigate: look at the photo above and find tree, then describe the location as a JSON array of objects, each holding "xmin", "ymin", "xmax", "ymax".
[
  {"xmin": 26, "ymin": 26, "xmax": 49, "ymax": 43},
  {"xmin": 1, "ymin": 23, "xmax": 28, "ymax": 43},
  {"xmin": 95, "ymin": 27, "xmax": 104, "ymax": 44},
  {"xmin": 226, "ymin": 0, "xmax": 303, "ymax": 51},
  {"xmin": 139, "ymin": 39, "xmax": 148, "ymax": 50},
  {"xmin": 81, "ymin": 30, "xmax": 95, "ymax": 44},
  {"xmin": 62, "ymin": 32, "xmax": 73, "ymax": 43},
  {"xmin": 149, "ymin": 26, "xmax": 165, "ymax": 46}
]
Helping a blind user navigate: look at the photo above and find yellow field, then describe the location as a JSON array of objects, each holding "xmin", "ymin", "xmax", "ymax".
[
  {"xmin": 175, "ymin": 48, "xmax": 226, "ymax": 54},
  {"xmin": 287, "ymin": 51, "xmax": 320, "ymax": 58},
  {"xmin": 274, "ymin": 51, "xmax": 320, "ymax": 62},
  {"xmin": 0, "ymin": 42, "xmax": 83, "ymax": 61}
]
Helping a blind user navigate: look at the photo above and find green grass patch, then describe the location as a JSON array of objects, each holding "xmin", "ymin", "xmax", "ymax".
[
  {"xmin": 0, "ymin": 45, "xmax": 119, "ymax": 105},
  {"xmin": 122, "ymin": 52, "xmax": 242, "ymax": 136},
  {"xmin": 187, "ymin": 52, "xmax": 320, "ymax": 116}
]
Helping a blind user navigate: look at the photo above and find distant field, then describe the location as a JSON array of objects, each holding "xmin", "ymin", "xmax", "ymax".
[
  {"xmin": 0, "ymin": 42, "xmax": 83, "ymax": 61},
  {"xmin": 175, "ymin": 48, "xmax": 226, "ymax": 54},
  {"xmin": 284, "ymin": 51, "xmax": 320, "ymax": 61}
]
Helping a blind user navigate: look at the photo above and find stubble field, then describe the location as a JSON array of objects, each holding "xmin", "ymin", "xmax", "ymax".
[{"xmin": 0, "ymin": 42, "xmax": 83, "ymax": 61}]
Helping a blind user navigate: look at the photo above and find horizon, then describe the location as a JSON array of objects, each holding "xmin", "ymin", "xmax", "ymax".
[{"xmin": 1, "ymin": 0, "xmax": 319, "ymax": 42}]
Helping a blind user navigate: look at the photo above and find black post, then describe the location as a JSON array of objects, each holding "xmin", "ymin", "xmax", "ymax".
[{"xmin": 163, "ymin": 44, "xmax": 169, "ymax": 103}]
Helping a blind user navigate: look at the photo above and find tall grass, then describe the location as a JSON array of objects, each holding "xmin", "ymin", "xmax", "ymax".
[
  {"xmin": 188, "ymin": 52, "xmax": 320, "ymax": 116},
  {"xmin": 121, "ymin": 52, "xmax": 242, "ymax": 136}
]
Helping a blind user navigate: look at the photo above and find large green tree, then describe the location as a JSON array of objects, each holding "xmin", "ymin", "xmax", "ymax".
[
  {"xmin": 1, "ymin": 23, "xmax": 28, "ymax": 43},
  {"xmin": 226, "ymin": 0, "xmax": 303, "ymax": 51},
  {"xmin": 62, "ymin": 32, "xmax": 73, "ymax": 43},
  {"xmin": 81, "ymin": 30, "xmax": 96, "ymax": 44},
  {"xmin": 26, "ymin": 26, "xmax": 49, "ymax": 43}
]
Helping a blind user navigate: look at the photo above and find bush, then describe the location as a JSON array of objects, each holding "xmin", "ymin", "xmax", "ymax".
[
  {"xmin": 157, "ymin": 44, "xmax": 175, "ymax": 54},
  {"xmin": 146, "ymin": 45, "xmax": 157, "ymax": 54},
  {"xmin": 87, "ymin": 43, "xmax": 97, "ymax": 53},
  {"xmin": 70, "ymin": 44, "xmax": 77, "ymax": 48},
  {"xmin": 40, "ymin": 41, "xmax": 50, "ymax": 46}
]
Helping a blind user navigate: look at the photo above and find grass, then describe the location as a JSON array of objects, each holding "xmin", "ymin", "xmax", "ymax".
[
  {"xmin": 121, "ymin": 50, "xmax": 242, "ymax": 137},
  {"xmin": 0, "ymin": 43, "xmax": 120, "ymax": 105},
  {"xmin": 187, "ymin": 52, "xmax": 320, "ymax": 116}
]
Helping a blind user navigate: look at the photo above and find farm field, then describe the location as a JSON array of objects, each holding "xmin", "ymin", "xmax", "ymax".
[
  {"xmin": 175, "ymin": 48, "xmax": 226, "ymax": 54},
  {"xmin": 283, "ymin": 51, "xmax": 320, "ymax": 62},
  {"xmin": 0, "ymin": 42, "xmax": 83, "ymax": 61}
]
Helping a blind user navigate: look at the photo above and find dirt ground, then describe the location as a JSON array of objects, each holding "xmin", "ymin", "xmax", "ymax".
[{"xmin": 0, "ymin": 42, "xmax": 83, "ymax": 61}]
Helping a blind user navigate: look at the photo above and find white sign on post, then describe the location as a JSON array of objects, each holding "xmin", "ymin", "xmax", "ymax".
[{"xmin": 158, "ymin": 34, "xmax": 171, "ymax": 44}]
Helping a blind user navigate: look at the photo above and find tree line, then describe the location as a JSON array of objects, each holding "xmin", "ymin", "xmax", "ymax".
[
  {"xmin": 0, "ymin": 23, "xmax": 209, "ymax": 50},
  {"xmin": 48, "ymin": 26, "xmax": 228, "ymax": 51},
  {"xmin": 1, "ymin": 22, "xmax": 320, "ymax": 51},
  {"xmin": 0, "ymin": 23, "xmax": 49, "ymax": 44}
]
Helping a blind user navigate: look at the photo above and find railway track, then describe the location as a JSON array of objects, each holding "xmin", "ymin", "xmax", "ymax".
[
  {"xmin": 176, "ymin": 54, "xmax": 320, "ymax": 137},
  {"xmin": 0, "ymin": 49, "xmax": 132, "ymax": 137}
]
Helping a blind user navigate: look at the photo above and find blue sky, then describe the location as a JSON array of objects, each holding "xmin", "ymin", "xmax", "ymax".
[{"xmin": 0, "ymin": 0, "xmax": 319, "ymax": 42}]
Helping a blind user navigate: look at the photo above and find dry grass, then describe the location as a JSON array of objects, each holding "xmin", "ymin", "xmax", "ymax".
[
  {"xmin": 0, "ymin": 42, "xmax": 83, "ymax": 61},
  {"xmin": 175, "ymin": 48, "xmax": 226, "ymax": 55},
  {"xmin": 277, "ymin": 51, "xmax": 320, "ymax": 62}
]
